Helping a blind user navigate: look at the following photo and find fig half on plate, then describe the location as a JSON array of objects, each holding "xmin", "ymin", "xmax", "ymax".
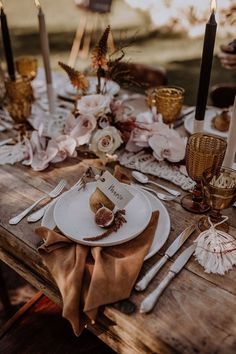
[
  {"xmin": 95, "ymin": 206, "xmax": 114, "ymax": 228},
  {"xmin": 212, "ymin": 109, "xmax": 231, "ymax": 132}
]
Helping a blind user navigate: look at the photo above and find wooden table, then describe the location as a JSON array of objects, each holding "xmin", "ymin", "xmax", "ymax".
[{"xmin": 0, "ymin": 122, "xmax": 236, "ymax": 354}]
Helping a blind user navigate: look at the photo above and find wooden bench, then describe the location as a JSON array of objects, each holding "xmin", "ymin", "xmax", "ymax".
[
  {"xmin": 0, "ymin": 263, "xmax": 13, "ymax": 317},
  {"xmin": 0, "ymin": 292, "xmax": 115, "ymax": 354}
]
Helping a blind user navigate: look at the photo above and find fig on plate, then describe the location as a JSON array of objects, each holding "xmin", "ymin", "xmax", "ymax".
[
  {"xmin": 95, "ymin": 206, "xmax": 114, "ymax": 228},
  {"xmin": 213, "ymin": 110, "xmax": 230, "ymax": 132},
  {"xmin": 89, "ymin": 187, "xmax": 114, "ymax": 213}
]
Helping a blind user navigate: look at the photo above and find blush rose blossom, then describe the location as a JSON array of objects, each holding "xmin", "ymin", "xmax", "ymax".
[
  {"xmin": 90, "ymin": 126, "xmax": 123, "ymax": 161},
  {"xmin": 126, "ymin": 121, "xmax": 186, "ymax": 162},
  {"xmin": 77, "ymin": 94, "xmax": 111, "ymax": 117}
]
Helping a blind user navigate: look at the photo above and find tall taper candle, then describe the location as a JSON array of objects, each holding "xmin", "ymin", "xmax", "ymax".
[
  {"xmin": 35, "ymin": 0, "xmax": 55, "ymax": 114},
  {"xmin": 0, "ymin": 1, "xmax": 15, "ymax": 81},
  {"xmin": 223, "ymin": 96, "xmax": 236, "ymax": 168},
  {"xmin": 194, "ymin": 0, "xmax": 217, "ymax": 133}
]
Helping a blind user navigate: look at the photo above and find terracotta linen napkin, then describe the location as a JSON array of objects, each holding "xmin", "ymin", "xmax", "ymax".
[{"xmin": 36, "ymin": 211, "xmax": 159, "ymax": 336}]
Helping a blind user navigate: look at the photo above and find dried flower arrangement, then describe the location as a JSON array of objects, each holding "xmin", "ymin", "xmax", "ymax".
[
  {"xmin": 55, "ymin": 26, "xmax": 187, "ymax": 165},
  {"xmin": 0, "ymin": 26, "xmax": 186, "ymax": 171}
]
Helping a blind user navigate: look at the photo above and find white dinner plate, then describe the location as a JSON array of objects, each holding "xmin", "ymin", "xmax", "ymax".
[
  {"xmin": 53, "ymin": 183, "xmax": 152, "ymax": 246},
  {"xmin": 42, "ymin": 186, "xmax": 170, "ymax": 258},
  {"xmin": 57, "ymin": 76, "xmax": 120, "ymax": 98},
  {"xmin": 142, "ymin": 189, "xmax": 170, "ymax": 260},
  {"xmin": 184, "ymin": 108, "xmax": 228, "ymax": 138}
]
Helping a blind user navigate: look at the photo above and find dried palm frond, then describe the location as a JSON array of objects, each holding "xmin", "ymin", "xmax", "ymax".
[
  {"xmin": 106, "ymin": 51, "xmax": 141, "ymax": 88},
  {"xmin": 104, "ymin": 32, "xmax": 141, "ymax": 88},
  {"xmin": 91, "ymin": 26, "xmax": 110, "ymax": 70},
  {"xmin": 58, "ymin": 62, "xmax": 88, "ymax": 91}
]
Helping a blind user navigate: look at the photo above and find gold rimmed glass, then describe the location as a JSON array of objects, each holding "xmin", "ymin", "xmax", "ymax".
[
  {"xmin": 147, "ymin": 86, "xmax": 185, "ymax": 125},
  {"xmin": 181, "ymin": 133, "xmax": 227, "ymax": 214},
  {"xmin": 198, "ymin": 167, "xmax": 236, "ymax": 232},
  {"xmin": 15, "ymin": 56, "xmax": 38, "ymax": 81}
]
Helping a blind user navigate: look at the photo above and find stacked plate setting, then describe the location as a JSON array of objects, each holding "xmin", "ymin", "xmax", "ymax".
[{"xmin": 42, "ymin": 182, "xmax": 171, "ymax": 260}]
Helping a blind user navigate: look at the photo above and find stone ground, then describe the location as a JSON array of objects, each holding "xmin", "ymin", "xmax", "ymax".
[{"xmin": 0, "ymin": 0, "xmax": 235, "ymax": 340}]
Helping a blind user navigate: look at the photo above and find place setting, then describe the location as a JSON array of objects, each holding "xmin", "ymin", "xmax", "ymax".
[
  {"xmin": 184, "ymin": 106, "xmax": 233, "ymax": 138},
  {"xmin": 21, "ymin": 167, "xmax": 166, "ymax": 333},
  {"xmin": 39, "ymin": 169, "xmax": 171, "ymax": 256}
]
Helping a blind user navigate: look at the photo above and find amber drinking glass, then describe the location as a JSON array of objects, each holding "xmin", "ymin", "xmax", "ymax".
[
  {"xmin": 198, "ymin": 167, "xmax": 236, "ymax": 231},
  {"xmin": 150, "ymin": 86, "xmax": 185, "ymax": 125},
  {"xmin": 15, "ymin": 56, "xmax": 38, "ymax": 81},
  {"xmin": 181, "ymin": 133, "xmax": 227, "ymax": 214},
  {"xmin": 6, "ymin": 100, "xmax": 32, "ymax": 123},
  {"xmin": 5, "ymin": 78, "xmax": 33, "ymax": 123}
]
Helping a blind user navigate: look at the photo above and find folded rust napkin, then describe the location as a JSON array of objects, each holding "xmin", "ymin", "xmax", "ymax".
[{"xmin": 36, "ymin": 211, "xmax": 159, "ymax": 336}]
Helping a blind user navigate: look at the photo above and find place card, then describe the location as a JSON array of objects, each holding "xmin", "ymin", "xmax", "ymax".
[{"xmin": 97, "ymin": 171, "xmax": 134, "ymax": 209}]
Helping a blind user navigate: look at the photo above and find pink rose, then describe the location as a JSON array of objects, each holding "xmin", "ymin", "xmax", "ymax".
[
  {"xmin": 77, "ymin": 94, "xmax": 111, "ymax": 117},
  {"xmin": 149, "ymin": 130, "xmax": 186, "ymax": 162}
]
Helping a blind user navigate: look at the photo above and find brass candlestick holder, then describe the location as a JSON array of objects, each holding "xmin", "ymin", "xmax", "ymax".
[
  {"xmin": 5, "ymin": 77, "xmax": 33, "ymax": 123},
  {"xmin": 198, "ymin": 167, "xmax": 236, "ymax": 232},
  {"xmin": 5, "ymin": 77, "xmax": 33, "ymax": 101},
  {"xmin": 6, "ymin": 100, "xmax": 32, "ymax": 123},
  {"xmin": 0, "ymin": 61, "xmax": 5, "ymax": 107},
  {"xmin": 181, "ymin": 133, "xmax": 227, "ymax": 214},
  {"xmin": 147, "ymin": 86, "xmax": 185, "ymax": 125}
]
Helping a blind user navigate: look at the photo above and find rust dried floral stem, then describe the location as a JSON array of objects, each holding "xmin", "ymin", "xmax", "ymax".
[{"xmin": 96, "ymin": 66, "xmax": 102, "ymax": 94}]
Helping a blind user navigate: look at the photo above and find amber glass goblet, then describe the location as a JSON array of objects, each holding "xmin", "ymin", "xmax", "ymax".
[
  {"xmin": 198, "ymin": 167, "xmax": 236, "ymax": 232},
  {"xmin": 152, "ymin": 86, "xmax": 185, "ymax": 125},
  {"xmin": 15, "ymin": 56, "xmax": 38, "ymax": 81},
  {"xmin": 181, "ymin": 133, "xmax": 227, "ymax": 214}
]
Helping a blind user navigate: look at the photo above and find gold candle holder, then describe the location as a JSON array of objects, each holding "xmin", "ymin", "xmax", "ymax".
[
  {"xmin": 15, "ymin": 56, "xmax": 38, "ymax": 81},
  {"xmin": 0, "ymin": 62, "xmax": 5, "ymax": 107},
  {"xmin": 147, "ymin": 86, "xmax": 185, "ymax": 125},
  {"xmin": 5, "ymin": 77, "xmax": 33, "ymax": 123},
  {"xmin": 6, "ymin": 99, "xmax": 32, "ymax": 123},
  {"xmin": 5, "ymin": 77, "xmax": 33, "ymax": 101}
]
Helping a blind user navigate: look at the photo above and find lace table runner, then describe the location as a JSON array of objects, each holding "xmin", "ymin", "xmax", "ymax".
[{"xmin": 119, "ymin": 150, "xmax": 195, "ymax": 191}]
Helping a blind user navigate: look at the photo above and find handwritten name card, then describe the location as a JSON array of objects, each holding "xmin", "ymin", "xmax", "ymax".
[{"xmin": 97, "ymin": 171, "xmax": 134, "ymax": 209}]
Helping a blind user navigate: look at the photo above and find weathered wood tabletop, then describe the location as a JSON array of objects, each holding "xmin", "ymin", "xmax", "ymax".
[{"xmin": 0, "ymin": 102, "xmax": 236, "ymax": 354}]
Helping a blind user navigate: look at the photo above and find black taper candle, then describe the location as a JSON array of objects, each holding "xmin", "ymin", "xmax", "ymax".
[
  {"xmin": 0, "ymin": 3, "xmax": 15, "ymax": 81},
  {"xmin": 195, "ymin": 10, "xmax": 217, "ymax": 123}
]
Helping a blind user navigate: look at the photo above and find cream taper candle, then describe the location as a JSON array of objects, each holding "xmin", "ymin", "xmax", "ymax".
[
  {"xmin": 223, "ymin": 96, "xmax": 236, "ymax": 168},
  {"xmin": 35, "ymin": 0, "xmax": 55, "ymax": 114}
]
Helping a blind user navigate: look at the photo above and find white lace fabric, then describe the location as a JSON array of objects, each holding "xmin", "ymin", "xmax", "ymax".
[
  {"xmin": 0, "ymin": 142, "xmax": 27, "ymax": 165},
  {"xmin": 119, "ymin": 150, "xmax": 195, "ymax": 191}
]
